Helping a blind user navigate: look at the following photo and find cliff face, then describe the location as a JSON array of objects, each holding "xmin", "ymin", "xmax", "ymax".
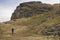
[{"xmin": 11, "ymin": 1, "xmax": 53, "ymax": 20}]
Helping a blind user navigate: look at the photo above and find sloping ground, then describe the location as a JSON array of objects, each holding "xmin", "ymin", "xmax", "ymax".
[
  {"xmin": 0, "ymin": 15, "xmax": 60, "ymax": 40},
  {"xmin": 0, "ymin": 12, "xmax": 60, "ymax": 37},
  {"xmin": 1, "ymin": 23, "xmax": 60, "ymax": 40},
  {"xmin": 0, "ymin": 1, "xmax": 60, "ymax": 40}
]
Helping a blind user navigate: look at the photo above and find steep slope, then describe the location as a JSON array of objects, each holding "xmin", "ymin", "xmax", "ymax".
[
  {"xmin": 0, "ymin": 1, "xmax": 60, "ymax": 40},
  {"xmin": 1, "ymin": 5, "xmax": 60, "ymax": 36}
]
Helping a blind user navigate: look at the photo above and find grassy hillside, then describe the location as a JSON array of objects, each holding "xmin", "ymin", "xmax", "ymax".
[{"xmin": 0, "ymin": 1, "xmax": 60, "ymax": 40}]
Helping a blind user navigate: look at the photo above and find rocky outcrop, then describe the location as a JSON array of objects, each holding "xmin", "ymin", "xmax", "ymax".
[
  {"xmin": 11, "ymin": 1, "xmax": 52, "ymax": 20},
  {"xmin": 42, "ymin": 23, "xmax": 60, "ymax": 36}
]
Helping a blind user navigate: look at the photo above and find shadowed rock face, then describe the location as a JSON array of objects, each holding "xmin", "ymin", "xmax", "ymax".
[{"xmin": 11, "ymin": 1, "xmax": 52, "ymax": 20}]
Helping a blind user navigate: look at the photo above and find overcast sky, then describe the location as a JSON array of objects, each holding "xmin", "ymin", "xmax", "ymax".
[{"xmin": 0, "ymin": 0, "xmax": 60, "ymax": 22}]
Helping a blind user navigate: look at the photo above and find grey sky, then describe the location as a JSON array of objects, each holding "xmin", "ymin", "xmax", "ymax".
[{"xmin": 0, "ymin": 0, "xmax": 60, "ymax": 22}]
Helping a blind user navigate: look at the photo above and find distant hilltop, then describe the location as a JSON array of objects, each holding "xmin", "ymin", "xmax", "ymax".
[{"xmin": 11, "ymin": 1, "xmax": 53, "ymax": 20}]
